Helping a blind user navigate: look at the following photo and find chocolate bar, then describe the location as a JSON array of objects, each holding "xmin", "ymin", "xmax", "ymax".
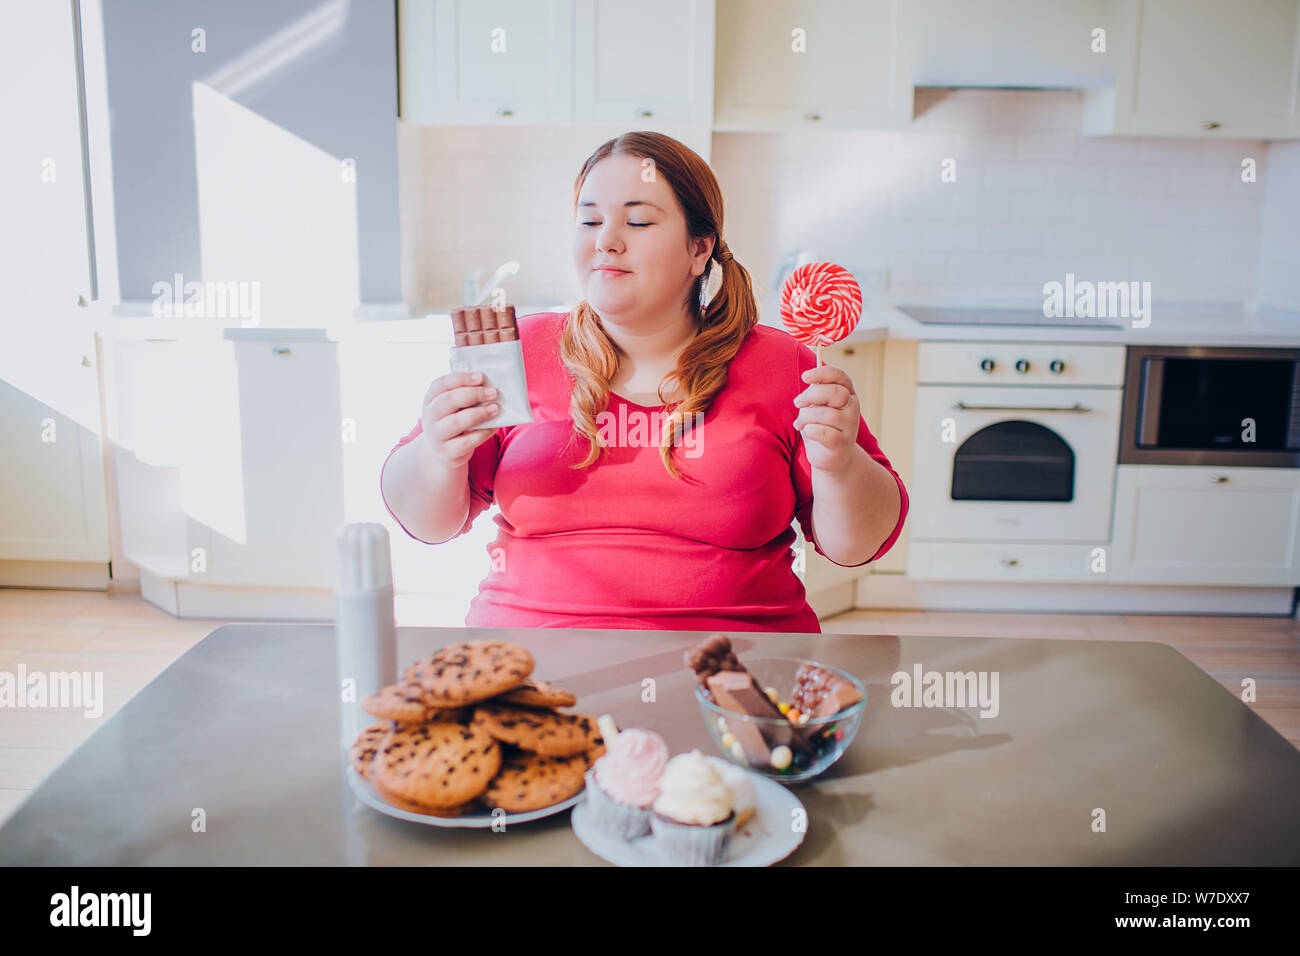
[
  {"xmin": 707, "ymin": 671, "xmax": 775, "ymax": 764},
  {"xmin": 792, "ymin": 663, "xmax": 863, "ymax": 718},
  {"xmin": 451, "ymin": 305, "xmax": 517, "ymax": 348},
  {"xmin": 706, "ymin": 670, "xmax": 816, "ymax": 760}
]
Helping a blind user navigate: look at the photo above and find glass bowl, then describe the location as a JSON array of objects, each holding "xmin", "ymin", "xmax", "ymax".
[{"xmin": 693, "ymin": 657, "xmax": 867, "ymax": 784}]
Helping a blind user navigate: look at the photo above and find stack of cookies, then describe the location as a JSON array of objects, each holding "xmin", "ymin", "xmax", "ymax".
[{"xmin": 349, "ymin": 640, "xmax": 606, "ymax": 816}]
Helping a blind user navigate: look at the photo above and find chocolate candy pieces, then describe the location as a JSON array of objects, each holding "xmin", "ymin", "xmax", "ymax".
[
  {"xmin": 684, "ymin": 634, "xmax": 743, "ymax": 695},
  {"xmin": 452, "ymin": 304, "xmax": 518, "ymax": 346},
  {"xmin": 689, "ymin": 635, "xmax": 819, "ymax": 761},
  {"xmin": 791, "ymin": 663, "xmax": 863, "ymax": 718}
]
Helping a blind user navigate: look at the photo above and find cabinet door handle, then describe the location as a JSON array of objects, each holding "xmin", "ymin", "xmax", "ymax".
[
  {"xmin": 273, "ymin": 346, "xmax": 291, "ymax": 356},
  {"xmin": 953, "ymin": 401, "xmax": 1091, "ymax": 413},
  {"xmin": 634, "ymin": 108, "xmax": 652, "ymax": 118},
  {"xmin": 804, "ymin": 112, "xmax": 822, "ymax": 122},
  {"xmin": 497, "ymin": 107, "xmax": 514, "ymax": 118},
  {"xmin": 1209, "ymin": 473, "xmax": 1229, "ymax": 483},
  {"xmin": 1000, "ymin": 558, "xmax": 1020, "ymax": 567},
  {"xmin": 1201, "ymin": 121, "xmax": 1222, "ymax": 130}
]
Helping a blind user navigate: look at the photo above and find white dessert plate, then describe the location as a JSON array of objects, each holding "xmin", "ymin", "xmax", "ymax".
[
  {"xmin": 346, "ymin": 766, "xmax": 585, "ymax": 828},
  {"xmin": 570, "ymin": 770, "xmax": 806, "ymax": 866}
]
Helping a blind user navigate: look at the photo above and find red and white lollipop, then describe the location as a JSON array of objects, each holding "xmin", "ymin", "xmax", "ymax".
[{"xmin": 779, "ymin": 262, "xmax": 862, "ymax": 366}]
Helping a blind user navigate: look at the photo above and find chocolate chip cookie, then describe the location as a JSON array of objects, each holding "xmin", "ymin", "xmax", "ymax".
[
  {"xmin": 349, "ymin": 721, "xmax": 394, "ymax": 780},
  {"xmin": 481, "ymin": 747, "xmax": 601, "ymax": 813},
  {"xmin": 360, "ymin": 682, "xmax": 447, "ymax": 726},
  {"xmin": 498, "ymin": 677, "xmax": 577, "ymax": 710},
  {"xmin": 404, "ymin": 641, "xmax": 534, "ymax": 707},
  {"xmin": 370, "ymin": 721, "xmax": 501, "ymax": 810},
  {"xmin": 471, "ymin": 703, "xmax": 605, "ymax": 757}
]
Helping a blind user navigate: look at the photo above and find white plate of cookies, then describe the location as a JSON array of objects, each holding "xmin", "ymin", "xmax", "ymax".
[{"xmin": 346, "ymin": 640, "xmax": 607, "ymax": 827}]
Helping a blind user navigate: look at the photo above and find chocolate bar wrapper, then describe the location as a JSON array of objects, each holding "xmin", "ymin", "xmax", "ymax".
[{"xmin": 448, "ymin": 339, "xmax": 534, "ymax": 429}]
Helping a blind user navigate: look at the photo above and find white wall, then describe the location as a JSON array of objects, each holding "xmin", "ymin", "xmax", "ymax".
[
  {"xmin": 1257, "ymin": 140, "xmax": 1300, "ymax": 312},
  {"xmin": 403, "ymin": 88, "xmax": 1276, "ymax": 318}
]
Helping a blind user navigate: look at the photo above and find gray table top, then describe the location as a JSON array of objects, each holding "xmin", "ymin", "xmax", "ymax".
[{"xmin": 2, "ymin": 624, "xmax": 1297, "ymax": 865}]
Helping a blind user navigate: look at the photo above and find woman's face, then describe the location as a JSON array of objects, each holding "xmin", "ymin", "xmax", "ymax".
[{"xmin": 573, "ymin": 153, "xmax": 710, "ymax": 329}]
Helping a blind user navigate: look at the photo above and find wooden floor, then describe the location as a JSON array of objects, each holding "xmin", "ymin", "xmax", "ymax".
[{"xmin": 1, "ymin": 587, "xmax": 1297, "ymax": 829}]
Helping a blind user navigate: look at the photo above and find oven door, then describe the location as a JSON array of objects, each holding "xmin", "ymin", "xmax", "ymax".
[{"xmin": 910, "ymin": 385, "xmax": 1122, "ymax": 542}]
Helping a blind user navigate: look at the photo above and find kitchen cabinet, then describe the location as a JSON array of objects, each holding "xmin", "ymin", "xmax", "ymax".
[
  {"xmin": 106, "ymin": 325, "xmax": 495, "ymax": 619},
  {"xmin": 200, "ymin": 334, "xmax": 344, "ymax": 589},
  {"xmin": 0, "ymin": 378, "xmax": 109, "ymax": 569},
  {"xmin": 798, "ymin": 338, "xmax": 913, "ymax": 616},
  {"xmin": 713, "ymin": 0, "xmax": 914, "ymax": 130},
  {"xmin": 573, "ymin": 0, "xmax": 715, "ymax": 126},
  {"xmin": 401, "ymin": 0, "xmax": 715, "ymax": 134},
  {"xmin": 798, "ymin": 339, "xmax": 916, "ymax": 616},
  {"xmin": 1110, "ymin": 465, "xmax": 1300, "ymax": 586},
  {"xmin": 0, "ymin": 0, "xmax": 110, "ymax": 582},
  {"xmin": 907, "ymin": 540, "xmax": 1110, "ymax": 583},
  {"xmin": 346, "ymin": 333, "xmax": 499, "ymax": 614},
  {"xmin": 109, "ymin": 333, "xmax": 343, "ymax": 593},
  {"xmin": 400, "ymin": 0, "xmax": 575, "ymax": 124},
  {"xmin": 868, "ymin": 339, "xmax": 916, "ymax": 575},
  {"xmin": 1081, "ymin": 0, "xmax": 1300, "ymax": 139}
]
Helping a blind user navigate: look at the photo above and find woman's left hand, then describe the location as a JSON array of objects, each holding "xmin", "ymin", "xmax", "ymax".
[{"xmin": 794, "ymin": 365, "xmax": 862, "ymax": 475}]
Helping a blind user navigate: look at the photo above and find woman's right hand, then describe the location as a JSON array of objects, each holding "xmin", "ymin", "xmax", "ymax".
[{"xmin": 420, "ymin": 371, "xmax": 500, "ymax": 469}]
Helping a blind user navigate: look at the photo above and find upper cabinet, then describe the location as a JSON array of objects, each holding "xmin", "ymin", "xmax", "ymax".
[
  {"xmin": 400, "ymin": 0, "xmax": 1300, "ymax": 139},
  {"xmin": 573, "ymin": 0, "xmax": 714, "ymax": 125},
  {"xmin": 401, "ymin": 0, "xmax": 713, "ymax": 126},
  {"xmin": 1081, "ymin": 0, "xmax": 1300, "ymax": 139},
  {"xmin": 401, "ymin": 0, "xmax": 574, "ymax": 124},
  {"xmin": 713, "ymin": 0, "xmax": 914, "ymax": 130}
]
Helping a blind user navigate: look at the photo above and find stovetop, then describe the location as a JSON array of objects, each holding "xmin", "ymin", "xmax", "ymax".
[{"xmin": 898, "ymin": 306, "xmax": 1125, "ymax": 329}]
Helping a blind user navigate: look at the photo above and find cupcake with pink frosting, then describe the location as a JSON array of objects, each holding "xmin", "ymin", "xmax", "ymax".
[{"xmin": 583, "ymin": 726, "xmax": 669, "ymax": 838}]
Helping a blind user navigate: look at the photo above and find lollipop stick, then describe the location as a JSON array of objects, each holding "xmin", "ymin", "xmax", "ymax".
[{"xmin": 816, "ymin": 344, "xmax": 822, "ymax": 368}]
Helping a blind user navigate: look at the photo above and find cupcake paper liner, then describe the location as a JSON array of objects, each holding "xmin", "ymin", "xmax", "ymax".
[
  {"xmin": 582, "ymin": 767, "xmax": 653, "ymax": 839},
  {"xmin": 650, "ymin": 810, "xmax": 736, "ymax": 866}
]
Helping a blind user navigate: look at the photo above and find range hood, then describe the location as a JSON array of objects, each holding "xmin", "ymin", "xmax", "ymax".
[{"xmin": 910, "ymin": 0, "xmax": 1117, "ymax": 90}]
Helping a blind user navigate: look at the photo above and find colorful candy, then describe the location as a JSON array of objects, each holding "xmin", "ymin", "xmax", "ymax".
[{"xmin": 779, "ymin": 262, "xmax": 863, "ymax": 363}]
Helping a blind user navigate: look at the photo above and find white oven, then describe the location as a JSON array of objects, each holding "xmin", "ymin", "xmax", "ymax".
[{"xmin": 909, "ymin": 342, "xmax": 1126, "ymax": 549}]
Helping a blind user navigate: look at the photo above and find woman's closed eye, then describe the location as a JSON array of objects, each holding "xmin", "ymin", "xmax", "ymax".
[{"xmin": 580, "ymin": 221, "xmax": 652, "ymax": 227}]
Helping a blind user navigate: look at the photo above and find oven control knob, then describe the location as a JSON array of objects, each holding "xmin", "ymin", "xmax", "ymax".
[
  {"xmin": 1049, "ymin": 359, "xmax": 1065, "ymax": 374},
  {"xmin": 980, "ymin": 358, "xmax": 995, "ymax": 373},
  {"xmin": 1015, "ymin": 359, "xmax": 1030, "ymax": 373}
]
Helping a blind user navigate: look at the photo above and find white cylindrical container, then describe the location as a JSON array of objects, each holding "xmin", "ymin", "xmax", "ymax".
[{"xmin": 335, "ymin": 523, "xmax": 398, "ymax": 750}]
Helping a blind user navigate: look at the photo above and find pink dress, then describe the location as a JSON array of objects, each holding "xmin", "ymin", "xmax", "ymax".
[{"xmin": 381, "ymin": 312, "xmax": 908, "ymax": 632}]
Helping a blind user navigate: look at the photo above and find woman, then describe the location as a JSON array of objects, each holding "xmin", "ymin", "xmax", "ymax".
[{"xmin": 380, "ymin": 131, "xmax": 907, "ymax": 632}]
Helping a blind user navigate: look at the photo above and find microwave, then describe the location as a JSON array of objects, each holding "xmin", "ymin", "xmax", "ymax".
[{"xmin": 1118, "ymin": 345, "xmax": 1300, "ymax": 467}]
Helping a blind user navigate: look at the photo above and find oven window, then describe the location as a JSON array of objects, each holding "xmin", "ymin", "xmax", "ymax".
[
  {"xmin": 951, "ymin": 420, "xmax": 1074, "ymax": 501},
  {"xmin": 1151, "ymin": 358, "xmax": 1294, "ymax": 451}
]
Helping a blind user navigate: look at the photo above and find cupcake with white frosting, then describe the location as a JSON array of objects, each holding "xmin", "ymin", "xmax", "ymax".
[
  {"xmin": 651, "ymin": 750, "xmax": 736, "ymax": 865},
  {"xmin": 703, "ymin": 755, "xmax": 757, "ymax": 828}
]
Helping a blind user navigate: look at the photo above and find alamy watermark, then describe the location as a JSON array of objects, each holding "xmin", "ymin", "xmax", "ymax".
[
  {"xmin": 0, "ymin": 665, "xmax": 103, "ymax": 718},
  {"xmin": 1043, "ymin": 272, "xmax": 1151, "ymax": 329},
  {"xmin": 50, "ymin": 886, "xmax": 150, "ymax": 935},
  {"xmin": 891, "ymin": 663, "xmax": 1000, "ymax": 718},
  {"xmin": 595, "ymin": 405, "xmax": 705, "ymax": 457},
  {"xmin": 152, "ymin": 272, "xmax": 261, "ymax": 326}
]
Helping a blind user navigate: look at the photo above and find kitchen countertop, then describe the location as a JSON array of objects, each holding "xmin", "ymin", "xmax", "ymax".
[
  {"xmin": 839, "ymin": 301, "xmax": 1300, "ymax": 347},
  {"xmin": 1, "ymin": 623, "xmax": 1297, "ymax": 865},
  {"xmin": 103, "ymin": 300, "xmax": 1300, "ymax": 348}
]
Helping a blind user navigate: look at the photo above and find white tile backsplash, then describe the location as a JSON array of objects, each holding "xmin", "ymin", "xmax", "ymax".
[
  {"xmin": 400, "ymin": 89, "xmax": 1284, "ymax": 314},
  {"xmin": 1258, "ymin": 141, "xmax": 1300, "ymax": 312}
]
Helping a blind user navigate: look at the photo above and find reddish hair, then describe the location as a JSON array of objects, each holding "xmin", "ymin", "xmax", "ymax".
[{"xmin": 561, "ymin": 131, "xmax": 759, "ymax": 479}]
